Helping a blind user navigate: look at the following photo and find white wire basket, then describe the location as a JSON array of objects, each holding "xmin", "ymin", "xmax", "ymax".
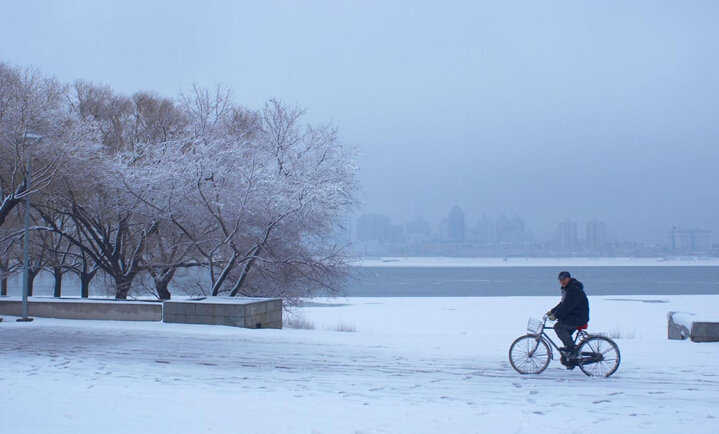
[{"xmin": 527, "ymin": 317, "xmax": 544, "ymax": 334}]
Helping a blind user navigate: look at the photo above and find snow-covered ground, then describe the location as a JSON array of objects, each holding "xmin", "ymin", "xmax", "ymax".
[{"xmin": 1, "ymin": 295, "xmax": 718, "ymax": 433}]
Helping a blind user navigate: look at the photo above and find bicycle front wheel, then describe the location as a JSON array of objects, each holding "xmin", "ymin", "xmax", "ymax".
[
  {"xmin": 509, "ymin": 334, "xmax": 551, "ymax": 375},
  {"xmin": 577, "ymin": 336, "xmax": 621, "ymax": 377}
]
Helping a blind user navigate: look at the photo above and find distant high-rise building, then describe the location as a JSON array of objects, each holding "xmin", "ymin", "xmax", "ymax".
[
  {"xmin": 406, "ymin": 217, "xmax": 431, "ymax": 236},
  {"xmin": 496, "ymin": 215, "xmax": 526, "ymax": 244},
  {"xmin": 356, "ymin": 214, "xmax": 404, "ymax": 243},
  {"xmin": 585, "ymin": 220, "xmax": 607, "ymax": 250},
  {"xmin": 556, "ymin": 220, "xmax": 579, "ymax": 251},
  {"xmin": 439, "ymin": 218, "xmax": 449, "ymax": 241},
  {"xmin": 671, "ymin": 227, "xmax": 712, "ymax": 253},
  {"xmin": 447, "ymin": 205, "xmax": 465, "ymax": 242},
  {"xmin": 473, "ymin": 214, "xmax": 494, "ymax": 244},
  {"xmin": 405, "ymin": 217, "xmax": 432, "ymax": 243}
]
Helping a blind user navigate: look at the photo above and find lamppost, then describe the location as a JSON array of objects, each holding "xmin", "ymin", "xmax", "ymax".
[{"xmin": 17, "ymin": 132, "xmax": 41, "ymax": 322}]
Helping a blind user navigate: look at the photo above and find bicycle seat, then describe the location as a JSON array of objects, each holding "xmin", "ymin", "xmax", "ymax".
[{"xmin": 576, "ymin": 324, "xmax": 588, "ymax": 331}]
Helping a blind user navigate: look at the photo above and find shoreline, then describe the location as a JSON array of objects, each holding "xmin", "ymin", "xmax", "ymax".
[{"xmin": 352, "ymin": 256, "xmax": 719, "ymax": 267}]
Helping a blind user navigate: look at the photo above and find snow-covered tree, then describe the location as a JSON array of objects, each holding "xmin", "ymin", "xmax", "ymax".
[
  {"xmin": 0, "ymin": 63, "xmax": 65, "ymax": 229},
  {"xmin": 4, "ymin": 62, "xmax": 358, "ymax": 301}
]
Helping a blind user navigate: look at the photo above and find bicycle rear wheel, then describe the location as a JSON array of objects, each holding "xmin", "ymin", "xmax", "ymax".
[
  {"xmin": 577, "ymin": 336, "xmax": 621, "ymax": 377},
  {"xmin": 509, "ymin": 334, "xmax": 551, "ymax": 375}
]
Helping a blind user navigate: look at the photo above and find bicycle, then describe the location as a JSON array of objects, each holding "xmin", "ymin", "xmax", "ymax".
[{"xmin": 508, "ymin": 315, "xmax": 621, "ymax": 377}]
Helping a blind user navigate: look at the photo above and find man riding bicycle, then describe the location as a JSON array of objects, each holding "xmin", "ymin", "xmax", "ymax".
[{"xmin": 546, "ymin": 271, "xmax": 589, "ymax": 363}]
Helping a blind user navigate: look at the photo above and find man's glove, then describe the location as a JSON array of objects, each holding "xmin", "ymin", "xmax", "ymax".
[{"xmin": 546, "ymin": 311, "xmax": 556, "ymax": 321}]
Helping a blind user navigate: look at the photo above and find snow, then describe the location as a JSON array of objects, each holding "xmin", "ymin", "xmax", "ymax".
[
  {"xmin": 1, "ymin": 295, "xmax": 718, "ymax": 433},
  {"xmin": 353, "ymin": 256, "xmax": 719, "ymax": 267},
  {"xmin": 670, "ymin": 311, "xmax": 697, "ymax": 330},
  {"xmin": 0, "ymin": 295, "xmax": 275, "ymax": 305},
  {"xmin": 0, "ymin": 296, "xmax": 160, "ymax": 305},
  {"xmin": 165, "ymin": 296, "xmax": 281, "ymax": 304}
]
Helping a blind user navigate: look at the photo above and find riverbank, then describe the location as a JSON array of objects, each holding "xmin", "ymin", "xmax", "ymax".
[{"xmin": 2, "ymin": 295, "xmax": 718, "ymax": 433}]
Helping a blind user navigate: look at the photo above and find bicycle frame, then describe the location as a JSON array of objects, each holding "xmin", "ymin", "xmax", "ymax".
[{"xmin": 528, "ymin": 316, "xmax": 589, "ymax": 358}]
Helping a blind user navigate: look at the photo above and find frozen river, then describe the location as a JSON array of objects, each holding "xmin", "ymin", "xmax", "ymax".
[{"xmin": 346, "ymin": 261, "xmax": 719, "ymax": 297}]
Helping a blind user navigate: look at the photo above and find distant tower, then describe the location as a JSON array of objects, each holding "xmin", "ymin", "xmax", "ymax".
[
  {"xmin": 556, "ymin": 220, "xmax": 578, "ymax": 251},
  {"xmin": 585, "ymin": 220, "xmax": 607, "ymax": 250},
  {"xmin": 448, "ymin": 206, "xmax": 465, "ymax": 242},
  {"xmin": 671, "ymin": 227, "xmax": 712, "ymax": 253},
  {"xmin": 356, "ymin": 214, "xmax": 392, "ymax": 243},
  {"xmin": 474, "ymin": 214, "xmax": 492, "ymax": 244}
]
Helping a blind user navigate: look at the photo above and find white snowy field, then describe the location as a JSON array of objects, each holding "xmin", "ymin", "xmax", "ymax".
[{"xmin": 1, "ymin": 295, "xmax": 718, "ymax": 434}]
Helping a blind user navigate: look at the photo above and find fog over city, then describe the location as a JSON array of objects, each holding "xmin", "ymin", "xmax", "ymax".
[{"xmin": 2, "ymin": 1, "xmax": 718, "ymax": 244}]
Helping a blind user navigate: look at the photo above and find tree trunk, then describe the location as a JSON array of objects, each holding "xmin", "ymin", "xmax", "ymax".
[
  {"xmin": 0, "ymin": 195, "xmax": 20, "ymax": 228},
  {"xmin": 114, "ymin": 275, "xmax": 135, "ymax": 300},
  {"xmin": 80, "ymin": 271, "xmax": 96, "ymax": 298},
  {"xmin": 79, "ymin": 256, "xmax": 97, "ymax": 298},
  {"xmin": 53, "ymin": 267, "xmax": 63, "ymax": 298},
  {"xmin": 230, "ymin": 246, "xmax": 260, "ymax": 297},
  {"xmin": 211, "ymin": 251, "xmax": 238, "ymax": 296},
  {"xmin": 27, "ymin": 269, "xmax": 39, "ymax": 297},
  {"xmin": 153, "ymin": 267, "xmax": 176, "ymax": 300},
  {"xmin": 0, "ymin": 258, "xmax": 8, "ymax": 296},
  {"xmin": 155, "ymin": 277, "xmax": 172, "ymax": 300},
  {"xmin": 156, "ymin": 282, "xmax": 171, "ymax": 300}
]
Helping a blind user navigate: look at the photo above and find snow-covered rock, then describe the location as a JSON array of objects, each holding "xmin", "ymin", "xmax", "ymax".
[{"xmin": 668, "ymin": 311, "xmax": 694, "ymax": 340}]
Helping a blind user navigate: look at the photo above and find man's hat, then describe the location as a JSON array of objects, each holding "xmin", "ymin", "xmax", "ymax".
[{"xmin": 558, "ymin": 271, "xmax": 571, "ymax": 280}]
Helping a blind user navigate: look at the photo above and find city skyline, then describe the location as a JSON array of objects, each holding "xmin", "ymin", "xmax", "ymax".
[{"xmin": 353, "ymin": 205, "xmax": 715, "ymax": 257}]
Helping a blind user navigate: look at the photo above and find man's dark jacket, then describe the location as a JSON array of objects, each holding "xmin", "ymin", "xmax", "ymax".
[{"xmin": 551, "ymin": 278, "xmax": 589, "ymax": 326}]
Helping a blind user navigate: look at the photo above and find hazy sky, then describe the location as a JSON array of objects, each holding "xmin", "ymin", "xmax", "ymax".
[{"xmin": 2, "ymin": 1, "xmax": 718, "ymax": 241}]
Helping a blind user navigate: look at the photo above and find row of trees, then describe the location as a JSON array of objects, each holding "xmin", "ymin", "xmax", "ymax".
[{"xmin": 0, "ymin": 63, "xmax": 357, "ymax": 301}]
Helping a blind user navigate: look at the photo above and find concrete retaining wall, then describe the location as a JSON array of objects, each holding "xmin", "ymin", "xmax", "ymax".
[
  {"xmin": 163, "ymin": 297, "xmax": 282, "ymax": 328},
  {"xmin": 690, "ymin": 322, "xmax": 719, "ymax": 343},
  {"xmin": 0, "ymin": 296, "xmax": 282, "ymax": 328},
  {"xmin": 0, "ymin": 297, "xmax": 162, "ymax": 321}
]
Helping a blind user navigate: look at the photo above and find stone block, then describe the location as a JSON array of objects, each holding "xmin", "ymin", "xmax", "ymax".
[
  {"xmin": 245, "ymin": 312, "xmax": 268, "ymax": 328},
  {"xmin": 267, "ymin": 309, "xmax": 282, "ymax": 323},
  {"xmin": 193, "ymin": 303, "xmax": 217, "ymax": 315},
  {"xmin": 262, "ymin": 320, "xmax": 282, "ymax": 329},
  {"xmin": 667, "ymin": 311, "xmax": 692, "ymax": 340},
  {"xmin": 245, "ymin": 302, "xmax": 268, "ymax": 316},
  {"xmin": 0, "ymin": 298, "xmax": 161, "ymax": 321},
  {"xmin": 163, "ymin": 314, "xmax": 185, "ymax": 324},
  {"xmin": 691, "ymin": 322, "xmax": 719, "ymax": 342},
  {"xmin": 268, "ymin": 299, "xmax": 282, "ymax": 312},
  {"xmin": 161, "ymin": 297, "xmax": 281, "ymax": 328},
  {"xmin": 221, "ymin": 316, "xmax": 245, "ymax": 327}
]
